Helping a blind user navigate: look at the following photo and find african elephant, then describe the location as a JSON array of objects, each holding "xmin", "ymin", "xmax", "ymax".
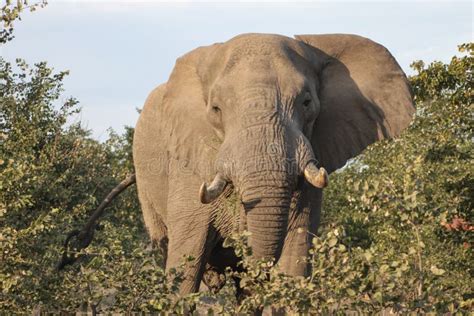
[{"xmin": 132, "ymin": 33, "xmax": 415, "ymax": 294}]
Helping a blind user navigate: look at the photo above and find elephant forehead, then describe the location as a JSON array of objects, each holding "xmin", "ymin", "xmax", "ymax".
[
  {"xmin": 222, "ymin": 35, "xmax": 304, "ymax": 74},
  {"xmin": 225, "ymin": 33, "xmax": 290, "ymax": 56},
  {"xmin": 209, "ymin": 35, "xmax": 312, "ymax": 107},
  {"xmin": 215, "ymin": 68, "xmax": 306, "ymax": 104}
]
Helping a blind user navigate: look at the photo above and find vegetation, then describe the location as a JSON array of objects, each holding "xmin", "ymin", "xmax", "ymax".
[
  {"xmin": 1, "ymin": 0, "xmax": 47, "ymax": 44},
  {"xmin": 1, "ymin": 3, "xmax": 472, "ymax": 314}
]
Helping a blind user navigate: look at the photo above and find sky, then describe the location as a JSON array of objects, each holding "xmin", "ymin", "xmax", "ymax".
[{"xmin": 2, "ymin": 0, "xmax": 472, "ymax": 140}]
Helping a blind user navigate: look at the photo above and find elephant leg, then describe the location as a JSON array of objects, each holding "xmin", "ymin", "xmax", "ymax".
[
  {"xmin": 278, "ymin": 184, "xmax": 323, "ymax": 276},
  {"xmin": 166, "ymin": 223, "xmax": 216, "ymax": 294},
  {"xmin": 165, "ymin": 171, "xmax": 218, "ymax": 294}
]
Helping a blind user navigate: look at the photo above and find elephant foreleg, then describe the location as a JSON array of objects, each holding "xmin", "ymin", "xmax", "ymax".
[
  {"xmin": 165, "ymin": 170, "xmax": 218, "ymax": 294},
  {"xmin": 166, "ymin": 222, "xmax": 216, "ymax": 294},
  {"xmin": 278, "ymin": 185, "xmax": 322, "ymax": 276}
]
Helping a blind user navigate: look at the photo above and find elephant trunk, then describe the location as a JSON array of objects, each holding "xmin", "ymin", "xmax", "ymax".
[
  {"xmin": 240, "ymin": 171, "xmax": 293, "ymax": 260},
  {"xmin": 235, "ymin": 131, "xmax": 327, "ymax": 260}
]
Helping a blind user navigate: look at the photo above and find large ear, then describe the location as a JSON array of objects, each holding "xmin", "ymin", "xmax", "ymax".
[
  {"xmin": 295, "ymin": 34, "xmax": 415, "ymax": 173},
  {"xmin": 160, "ymin": 43, "xmax": 225, "ymax": 179}
]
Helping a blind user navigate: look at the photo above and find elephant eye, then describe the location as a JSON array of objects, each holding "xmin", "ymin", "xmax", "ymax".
[
  {"xmin": 212, "ymin": 106, "xmax": 221, "ymax": 113},
  {"xmin": 303, "ymin": 95, "xmax": 313, "ymax": 107},
  {"xmin": 302, "ymin": 91, "xmax": 312, "ymax": 108}
]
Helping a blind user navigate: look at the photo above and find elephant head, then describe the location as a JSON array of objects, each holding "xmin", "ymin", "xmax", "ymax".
[{"xmin": 160, "ymin": 33, "xmax": 414, "ymax": 261}]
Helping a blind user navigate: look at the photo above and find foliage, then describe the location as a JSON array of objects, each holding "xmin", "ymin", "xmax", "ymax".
[
  {"xmin": 1, "ymin": 5, "xmax": 472, "ymax": 312},
  {"xmin": 313, "ymin": 43, "xmax": 473, "ymax": 313},
  {"xmin": 0, "ymin": 57, "xmax": 131, "ymax": 312},
  {"xmin": 1, "ymin": 0, "xmax": 47, "ymax": 44},
  {"xmin": 0, "ymin": 57, "xmax": 198, "ymax": 315}
]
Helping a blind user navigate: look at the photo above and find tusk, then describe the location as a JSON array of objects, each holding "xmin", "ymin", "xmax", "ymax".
[
  {"xmin": 199, "ymin": 173, "xmax": 228, "ymax": 204},
  {"xmin": 304, "ymin": 162, "xmax": 328, "ymax": 188}
]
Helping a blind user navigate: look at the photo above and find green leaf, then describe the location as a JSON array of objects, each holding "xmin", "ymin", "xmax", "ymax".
[
  {"xmin": 430, "ymin": 265, "xmax": 446, "ymax": 276},
  {"xmin": 346, "ymin": 288, "xmax": 356, "ymax": 297},
  {"xmin": 328, "ymin": 237, "xmax": 338, "ymax": 248},
  {"xmin": 373, "ymin": 291, "xmax": 383, "ymax": 304}
]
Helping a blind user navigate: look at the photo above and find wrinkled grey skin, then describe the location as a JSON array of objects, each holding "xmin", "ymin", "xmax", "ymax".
[{"xmin": 132, "ymin": 33, "xmax": 415, "ymax": 294}]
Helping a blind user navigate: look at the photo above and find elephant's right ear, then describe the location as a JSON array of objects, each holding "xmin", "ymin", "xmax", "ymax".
[
  {"xmin": 160, "ymin": 43, "xmax": 225, "ymax": 178},
  {"xmin": 295, "ymin": 34, "xmax": 415, "ymax": 174}
]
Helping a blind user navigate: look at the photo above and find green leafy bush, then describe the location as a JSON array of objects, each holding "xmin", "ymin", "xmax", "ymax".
[
  {"xmin": 0, "ymin": 46, "xmax": 196, "ymax": 316},
  {"xmin": 314, "ymin": 43, "xmax": 473, "ymax": 313}
]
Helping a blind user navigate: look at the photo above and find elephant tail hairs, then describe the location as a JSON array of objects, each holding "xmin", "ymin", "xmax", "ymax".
[{"xmin": 57, "ymin": 173, "xmax": 137, "ymax": 270}]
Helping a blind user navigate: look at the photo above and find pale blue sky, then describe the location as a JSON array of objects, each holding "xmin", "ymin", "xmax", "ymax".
[{"xmin": 2, "ymin": 0, "xmax": 472, "ymax": 140}]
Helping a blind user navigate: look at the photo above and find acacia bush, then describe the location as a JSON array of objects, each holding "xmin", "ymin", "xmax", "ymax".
[{"xmin": 1, "ymin": 4, "xmax": 472, "ymax": 313}]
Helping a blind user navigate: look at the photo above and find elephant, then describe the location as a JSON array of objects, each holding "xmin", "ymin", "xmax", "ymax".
[
  {"xmin": 61, "ymin": 33, "xmax": 413, "ymax": 295},
  {"xmin": 131, "ymin": 33, "xmax": 415, "ymax": 294}
]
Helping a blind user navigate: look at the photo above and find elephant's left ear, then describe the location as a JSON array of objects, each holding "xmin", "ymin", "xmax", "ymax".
[{"xmin": 295, "ymin": 34, "xmax": 415, "ymax": 173}]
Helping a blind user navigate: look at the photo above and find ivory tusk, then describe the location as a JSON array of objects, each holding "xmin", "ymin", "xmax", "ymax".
[
  {"xmin": 199, "ymin": 173, "xmax": 228, "ymax": 204},
  {"xmin": 304, "ymin": 162, "xmax": 328, "ymax": 188}
]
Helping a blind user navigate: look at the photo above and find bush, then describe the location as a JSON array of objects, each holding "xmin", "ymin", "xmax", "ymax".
[
  {"xmin": 313, "ymin": 43, "xmax": 473, "ymax": 313},
  {"xmin": 0, "ymin": 57, "xmax": 140, "ymax": 312},
  {"xmin": 0, "ymin": 53, "xmax": 193, "ymax": 316}
]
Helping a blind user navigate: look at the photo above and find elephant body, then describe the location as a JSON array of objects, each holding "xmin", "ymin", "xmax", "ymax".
[{"xmin": 132, "ymin": 33, "xmax": 414, "ymax": 294}]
